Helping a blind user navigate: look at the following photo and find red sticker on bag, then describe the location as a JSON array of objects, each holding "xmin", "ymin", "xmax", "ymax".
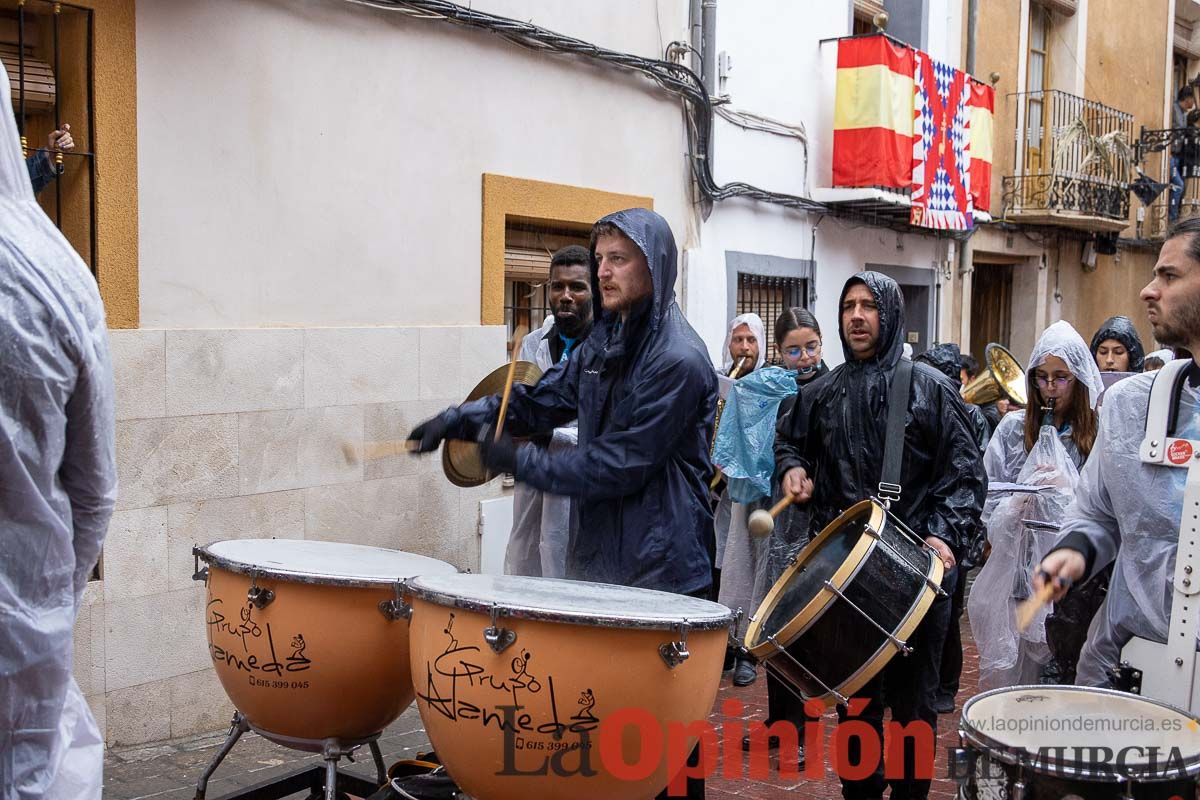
[{"xmin": 1168, "ymin": 440, "xmax": 1194, "ymax": 465}]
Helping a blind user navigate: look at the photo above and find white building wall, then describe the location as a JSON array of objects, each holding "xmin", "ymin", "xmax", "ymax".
[
  {"xmin": 88, "ymin": 0, "xmax": 694, "ymax": 747},
  {"xmin": 687, "ymin": 0, "xmax": 963, "ymax": 368}
]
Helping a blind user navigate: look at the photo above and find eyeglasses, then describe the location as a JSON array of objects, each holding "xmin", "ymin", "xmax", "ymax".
[
  {"xmin": 784, "ymin": 343, "xmax": 822, "ymax": 358},
  {"xmin": 1034, "ymin": 374, "xmax": 1074, "ymax": 389}
]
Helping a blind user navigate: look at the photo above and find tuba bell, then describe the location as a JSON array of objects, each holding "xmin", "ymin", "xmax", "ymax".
[{"xmin": 962, "ymin": 343, "xmax": 1027, "ymax": 407}]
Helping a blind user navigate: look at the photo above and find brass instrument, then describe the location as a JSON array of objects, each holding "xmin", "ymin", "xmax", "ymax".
[
  {"xmin": 709, "ymin": 357, "xmax": 748, "ymax": 489},
  {"xmin": 962, "ymin": 343, "xmax": 1027, "ymax": 407}
]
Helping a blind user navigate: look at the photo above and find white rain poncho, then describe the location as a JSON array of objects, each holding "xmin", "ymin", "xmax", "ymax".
[
  {"xmin": 720, "ymin": 312, "xmax": 766, "ymax": 372},
  {"xmin": 505, "ymin": 316, "xmax": 576, "ymax": 578},
  {"xmin": 968, "ymin": 321, "xmax": 1097, "ymax": 690},
  {"xmin": 1065, "ymin": 372, "xmax": 1200, "ymax": 686},
  {"xmin": 0, "ymin": 61, "xmax": 116, "ymax": 800}
]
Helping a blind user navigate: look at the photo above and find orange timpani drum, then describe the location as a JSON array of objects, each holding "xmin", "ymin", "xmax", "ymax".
[
  {"xmin": 406, "ymin": 574, "xmax": 733, "ymax": 800},
  {"xmin": 194, "ymin": 540, "xmax": 455, "ymax": 747}
]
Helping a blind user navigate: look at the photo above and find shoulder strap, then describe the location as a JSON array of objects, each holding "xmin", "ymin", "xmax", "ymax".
[{"xmin": 879, "ymin": 358, "xmax": 913, "ymax": 505}]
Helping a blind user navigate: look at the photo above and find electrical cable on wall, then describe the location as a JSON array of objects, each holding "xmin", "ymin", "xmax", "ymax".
[{"xmin": 340, "ymin": 0, "xmax": 829, "ymax": 214}]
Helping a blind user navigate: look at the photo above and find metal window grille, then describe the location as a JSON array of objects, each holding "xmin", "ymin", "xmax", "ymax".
[
  {"xmin": 735, "ymin": 273, "xmax": 807, "ymax": 365},
  {"xmin": 504, "ymin": 279, "xmax": 552, "ymax": 353},
  {"xmin": 5, "ymin": 1, "xmax": 98, "ymax": 276}
]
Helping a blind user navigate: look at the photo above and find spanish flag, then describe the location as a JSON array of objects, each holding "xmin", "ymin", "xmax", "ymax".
[
  {"xmin": 832, "ymin": 35, "xmax": 915, "ymax": 188},
  {"xmin": 968, "ymin": 80, "xmax": 995, "ymax": 212}
]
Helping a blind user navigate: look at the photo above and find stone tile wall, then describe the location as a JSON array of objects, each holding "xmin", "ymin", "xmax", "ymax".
[{"xmin": 81, "ymin": 325, "xmax": 508, "ymax": 746}]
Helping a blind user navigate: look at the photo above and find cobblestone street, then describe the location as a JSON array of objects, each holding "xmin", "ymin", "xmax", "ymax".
[{"xmin": 103, "ymin": 612, "xmax": 979, "ymax": 799}]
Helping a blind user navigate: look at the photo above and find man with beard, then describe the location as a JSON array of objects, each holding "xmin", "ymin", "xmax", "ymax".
[
  {"xmin": 775, "ymin": 273, "xmax": 985, "ymax": 800},
  {"xmin": 505, "ymin": 245, "xmax": 593, "ymax": 577},
  {"xmin": 1037, "ymin": 218, "xmax": 1200, "ymax": 687}
]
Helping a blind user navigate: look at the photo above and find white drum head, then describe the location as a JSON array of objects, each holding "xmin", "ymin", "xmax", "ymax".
[
  {"xmin": 962, "ymin": 686, "xmax": 1200, "ymax": 777},
  {"xmin": 408, "ymin": 574, "xmax": 732, "ymax": 630},
  {"xmin": 197, "ymin": 539, "xmax": 456, "ymax": 587}
]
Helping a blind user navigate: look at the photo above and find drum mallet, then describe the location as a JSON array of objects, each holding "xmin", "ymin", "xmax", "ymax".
[
  {"xmin": 748, "ymin": 493, "xmax": 797, "ymax": 537},
  {"xmin": 1015, "ymin": 570, "xmax": 1070, "ymax": 633}
]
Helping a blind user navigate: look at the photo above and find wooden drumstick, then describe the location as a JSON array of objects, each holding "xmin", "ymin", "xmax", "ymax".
[
  {"xmin": 748, "ymin": 493, "xmax": 797, "ymax": 537},
  {"xmin": 494, "ymin": 325, "xmax": 528, "ymax": 442},
  {"xmin": 1015, "ymin": 581, "xmax": 1056, "ymax": 633},
  {"xmin": 342, "ymin": 440, "xmax": 419, "ymax": 463}
]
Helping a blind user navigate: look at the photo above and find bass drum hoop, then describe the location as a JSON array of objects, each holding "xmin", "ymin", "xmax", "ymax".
[
  {"xmin": 194, "ymin": 542, "xmax": 452, "ymax": 589},
  {"xmin": 960, "ymin": 684, "xmax": 1200, "ymax": 783},
  {"xmin": 745, "ymin": 498, "xmax": 942, "ymax": 704},
  {"xmin": 406, "ymin": 577, "xmax": 733, "ymax": 632}
]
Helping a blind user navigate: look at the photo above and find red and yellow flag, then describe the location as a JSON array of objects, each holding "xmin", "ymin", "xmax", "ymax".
[
  {"xmin": 967, "ymin": 81, "xmax": 995, "ymax": 212},
  {"xmin": 832, "ymin": 35, "xmax": 916, "ymax": 188}
]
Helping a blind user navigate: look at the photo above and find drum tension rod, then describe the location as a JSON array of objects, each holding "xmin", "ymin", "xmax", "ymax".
[
  {"xmin": 764, "ymin": 633, "xmax": 848, "ymax": 705},
  {"xmin": 821, "ymin": 579, "xmax": 913, "ymax": 656},
  {"xmin": 191, "ymin": 547, "xmax": 208, "ymax": 583},
  {"xmin": 246, "ymin": 571, "xmax": 275, "ymax": 610},
  {"xmin": 660, "ymin": 620, "xmax": 691, "ymax": 669},
  {"xmin": 484, "ymin": 603, "xmax": 517, "ymax": 654},
  {"xmin": 860, "ymin": 523, "xmax": 947, "ymax": 597},
  {"xmin": 378, "ymin": 580, "xmax": 412, "ymax": 622}
]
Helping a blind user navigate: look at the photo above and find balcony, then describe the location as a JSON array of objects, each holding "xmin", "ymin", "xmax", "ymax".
[
  {"xmin": 1134, "ymin": 127, "xmax": 1200, "ymax": 240},
  {"xmin": 1001, "ymin": 90, "xmax": 1133, "ymax": 233}
]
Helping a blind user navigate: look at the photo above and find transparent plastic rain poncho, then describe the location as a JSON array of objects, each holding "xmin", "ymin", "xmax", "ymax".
[
  {"xmin": 505, "ymin": 316, "xmax": 575, "ymax": 578},
  {"xmin": 1068, "ymin": 374, "xmax": 1200, "ymax": 686},
  {"xmin": 968, "ymin": 321, "xmax": 1098, "ymax": 690},
  {"xmin": 0, "ymin": 62, "xmax": 117, "ymax": 799},
  {"xmin": 711, "ymin": 366, "xmax": 798, "ymax": 504}
]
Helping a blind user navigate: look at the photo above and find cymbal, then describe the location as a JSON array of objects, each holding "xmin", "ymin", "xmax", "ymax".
[{"xmin": 442, "ymin": 360, "xmax": 543, "ymax": 487}]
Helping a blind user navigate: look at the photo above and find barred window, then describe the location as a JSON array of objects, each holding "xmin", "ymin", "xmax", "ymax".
[
  {"xmin": 736, "ymin": 273, "xmax": 807, "ymax": 365},
  {"xmin": 503, "ymin": 222, "xmax": 589, "ymax": 353},
  {"xmin": 3, "ymin": 1, "xmax": 98, "ymax": 275}
]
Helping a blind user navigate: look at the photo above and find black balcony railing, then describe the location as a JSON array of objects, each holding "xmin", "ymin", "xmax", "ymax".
[
  {"xmin": 1001, "ymin": 90, "xmax": 1133, "ymax": 227},
  {"xmin": 1135, "ymin": 126, "xmax": 1200, "ymax": 239}
]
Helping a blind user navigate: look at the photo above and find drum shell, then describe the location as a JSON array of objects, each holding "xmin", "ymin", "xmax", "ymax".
[
  {"xmin": 960, "ymin": 755, "xmax": 1196, "ymax": 800},
  {"xmin": 746, "ymin": 500, "xmax": 941, "ymax": 705},
  {"xmin": 408, "ymin": 595, "xmax": 726, "ymax": 800},
  {"xmin": 204, "ymin": 565, "xmax": 415, "ymax": 742}
]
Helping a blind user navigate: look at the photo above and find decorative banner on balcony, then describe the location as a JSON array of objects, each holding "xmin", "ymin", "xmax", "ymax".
[
  {"xmin": 968, "ymin": 80, "xmax": 995, "ymax": 212},
  {"xmin": 911, "ymin": 51, "xmax": 974, "ymax": 230},
  {"xmin": 832, "ymin": 35, "xmax": 915, "ymax": 188}
]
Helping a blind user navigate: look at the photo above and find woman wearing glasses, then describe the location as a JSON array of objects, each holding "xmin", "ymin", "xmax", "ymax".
[{"xmin": 969, "ymin": 321, "xmax": 1104, "ymax": 689}]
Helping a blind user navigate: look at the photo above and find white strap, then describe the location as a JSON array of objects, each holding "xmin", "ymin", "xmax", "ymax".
[{"xmin": 1140, "ymin": 358, "xmax": 1192, "ymax": 464}]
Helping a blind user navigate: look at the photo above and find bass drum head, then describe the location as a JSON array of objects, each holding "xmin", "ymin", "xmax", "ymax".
[
  {"xmin": 198, "ymin": 539, "xmax": 456, "ymax": 587},
  {"xmin": 408, "ymin": 573, "xmax": 732, "ymax": 630},
  {"xmin": 962, "ymin": 686, "xmax": 1200, "ymax": 780}
]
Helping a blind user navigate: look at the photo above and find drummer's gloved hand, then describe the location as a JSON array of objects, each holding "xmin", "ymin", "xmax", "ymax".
[
  {"xmin": 407, "ymin": 407, "xmax": 461, "ymax": 454},
  {"xmin": 477, "ymin": 423, "xmax": 519, "ymax": 474}
]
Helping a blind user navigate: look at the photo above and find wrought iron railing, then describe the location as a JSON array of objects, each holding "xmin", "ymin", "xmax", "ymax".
[
  {"xmin": 1001, "ymin": 90, "xmax": 1133, "ymax": 225},
  {"xmin": 1135, "ymin": 126, "xmax": 1200, "ymax": 239}
]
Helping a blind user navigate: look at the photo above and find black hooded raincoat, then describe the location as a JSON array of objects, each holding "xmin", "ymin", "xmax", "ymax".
[
  {"xmin": 454, "ymin": 209, "xmax": 718, "ymax": 595},
  {"xmin": 775, "ymin": 272, "xmax": 985, "ymax": 554},
  {"xmin": 1089, "ymin": 315, "xmax": 1146, "ymax": 372}
]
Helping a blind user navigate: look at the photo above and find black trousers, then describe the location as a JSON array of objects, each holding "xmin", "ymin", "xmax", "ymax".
[
  {"xmin": 835, "ymin": 566, "xmax": 957, "ymax": 800},
  {"xmin": 937, "ymin": 565, "xmax": 968, "ymax": 699}
]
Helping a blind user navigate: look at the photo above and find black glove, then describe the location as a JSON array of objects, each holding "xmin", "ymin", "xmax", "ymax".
[
  {"xmin": 477, "ymin": 422, "xmax": 519, "ymax": 474},
  {"xmin": 407, "ymin": 408, "xmax": 461, "ymax": 453}
]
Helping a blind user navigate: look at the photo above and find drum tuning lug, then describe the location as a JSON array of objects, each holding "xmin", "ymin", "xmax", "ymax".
[
  {"xmin": 378, "ymin": 580, "xmax": 412, "ymax": 622},
  {"xmin": 191, "ymin": 549, "xmax": 208, "ymax": 583},
  {"xmin": 728, "ymin": 608, "xmax": 744, "ymax": 646},
  {"xmin": 246, "ymin": 573, "xmax": 275, "ymax": 610},
  {"xmin": 660, "ymin": 620, "xmax": 691, "ymax": 669},
  {"xmin": 948, "ymin": 746, "xmax": 973, "ymax": 785},
  {"xmin": 483, "ymin": 603, "xmax": 516, "ymax": 654}
]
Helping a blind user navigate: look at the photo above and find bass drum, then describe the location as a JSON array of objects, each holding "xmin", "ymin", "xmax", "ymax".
[
  {"xmin": 406, "ymin": 574, "xmax": 732, "ymax": 800},
  {"xmin": 196, "ymin": 539, "xmax": 455, "ymax": 747},
  {"xmin": 745, "ymin": 499, "xmax": 944, "ymax": 706},
  {"xmin": 958, "ymin": 686, "xmax": 1200, "ymax": 799}
]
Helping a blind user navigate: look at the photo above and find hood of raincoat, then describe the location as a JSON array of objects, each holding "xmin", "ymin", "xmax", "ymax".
[
  {"xmin": 837, "ymin": 271, "xmax": 906, "ymax": 369},
  {"xmin": 916, "ymin": 342, "xmax": 965, "ymax": 386},
  {"xmin": 721, "ymin": 311, "xmax": 767, "ymax": 372},
  {"xmin": 1146, "ymin": 347, "xmax": 1176, "ymax": 363},
  {"xmin": 589, "ymin": 207, "xmax": 677, "ymax": 336},
  {"xmin": 1, "ymin": 58, "xmax": 115, "ymax": 799},
  {"xmin": 1090, "ymin": 315, "xmax": 1146, "ymax": 372},
  {"xmin": 1030, "ymin": 320, "xmax": 1105, "ymax": 409}
]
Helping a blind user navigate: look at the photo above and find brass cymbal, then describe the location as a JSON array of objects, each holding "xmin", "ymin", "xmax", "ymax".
[{"xmin": 442, "ymin": 361, "xmax": 544, "ymax": 488}]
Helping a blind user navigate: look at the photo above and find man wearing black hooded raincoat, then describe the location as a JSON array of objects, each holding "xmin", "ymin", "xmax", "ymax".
[
  {"xmin": 775, "ymin": 272, "xmax": 985, "ymax": 800},
  {"xmin": 409, "ymin": 208, "xmax": 717, "ymax": 596}
]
